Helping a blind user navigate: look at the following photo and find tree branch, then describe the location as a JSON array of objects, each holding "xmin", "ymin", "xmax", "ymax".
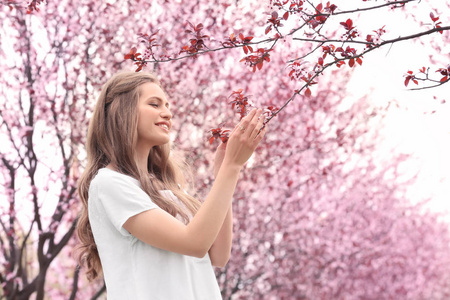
[
  {"xmin": 332, "ymin": 0, "xmax": 417, "ymax": 16},
  {"xmin": 68, "ymin": 265, "xmax": 80, "ymax": 300},
  {"xmin": 90, "ymin": 283, "xmax": 106, "ymax": 300}
]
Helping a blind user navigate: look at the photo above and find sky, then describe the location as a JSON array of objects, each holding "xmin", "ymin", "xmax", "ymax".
[
  {"xmin": 348, "ymin": 46, "xmax": 450, "ymax": 217},
  {"xmin": 339, "ymin": 1, "xmax": 450, "ymax": 218}
]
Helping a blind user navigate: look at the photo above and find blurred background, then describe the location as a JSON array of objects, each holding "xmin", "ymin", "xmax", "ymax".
[{"xmin": 1, "ymin": 0, "xmax": 449, "ymax": 299}]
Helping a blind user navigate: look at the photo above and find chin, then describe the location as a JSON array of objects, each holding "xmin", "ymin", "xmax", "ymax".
[{"xmin": 154, "ymin": 139, "xmax": 170, "ymax": 147}]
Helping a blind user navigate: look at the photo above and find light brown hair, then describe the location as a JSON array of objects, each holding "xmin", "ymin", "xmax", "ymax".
[{"xmin": 76, "ymin": 71, "xmax": 201, "ymax": 280}]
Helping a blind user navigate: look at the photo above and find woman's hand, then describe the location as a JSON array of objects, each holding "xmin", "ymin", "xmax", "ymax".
[{"xmin": 223, "ymin": 108, "xmax": 267, "ymax": 167}]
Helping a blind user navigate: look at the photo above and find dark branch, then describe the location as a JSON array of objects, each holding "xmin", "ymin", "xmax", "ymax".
[
  {"xmin": 90, "ymin": 283, "xmax": 106, "ymax": 300},
  {"xmin": 332, "ymin": 0, "xmax": 417, "ymax": 16}
]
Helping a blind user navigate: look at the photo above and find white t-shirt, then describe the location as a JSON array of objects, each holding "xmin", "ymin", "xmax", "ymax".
[{"xmin": 88, "ymin": 168, "xmax": 222, "ymax": 300}]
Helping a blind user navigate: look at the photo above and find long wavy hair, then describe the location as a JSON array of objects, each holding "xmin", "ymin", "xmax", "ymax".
[{"xmin": 76, "ymin": 71, "xmax": 201, "ymax": 280}]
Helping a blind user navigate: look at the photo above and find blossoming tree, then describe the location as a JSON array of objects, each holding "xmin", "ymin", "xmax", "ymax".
[{"xmin": 1, "ymin": 0, "xmax": 449, "ymax": 299}]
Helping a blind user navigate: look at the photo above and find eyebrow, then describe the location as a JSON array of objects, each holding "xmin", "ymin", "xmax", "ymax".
[{"xmin": 147, "ymin": 96, "xmax": 170, "ymax": 108}]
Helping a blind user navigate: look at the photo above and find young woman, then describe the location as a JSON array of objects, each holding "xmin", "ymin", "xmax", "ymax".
[{"xmin": 76, "ymin": 71, "xmax": 267, "ymax": 299}]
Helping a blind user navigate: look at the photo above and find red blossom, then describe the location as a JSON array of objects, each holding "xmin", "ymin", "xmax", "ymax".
[
  {"xmin": 436, "ymin": 66, "xmax": 450, "ymax": 83},
  {"xmin": 180, "ymin": 22, "xmax": 210, "ymax": 56},
  {"xmin": 340, "ymin": 19, "xmax": 354, "ymax": 31},
  {"xmin": 240, "ymin": 48, "xmax": 271, "ymax": 72},
  {"xmin": 404, "ymin": 70, "xmax": 418, "ymax": 87},
  {"xmin": 430, "ymin": 12, "xmax": 443, "ymax": 34},
  {"xmin": 124, "ymin": 47, "xmax": 141, "ymax": 60},
  {"xmin": 209, "ymin": 127, "xmax": 230, "ymax": 144}
]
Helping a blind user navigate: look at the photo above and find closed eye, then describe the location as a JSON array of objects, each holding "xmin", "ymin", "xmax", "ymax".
[{"xmin": 149, "ymin": 103, "xmax": 159, "ymax": 107}]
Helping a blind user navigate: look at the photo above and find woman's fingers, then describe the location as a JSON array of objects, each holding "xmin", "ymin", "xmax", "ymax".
[
  {"xmin": 226, "ymin": 108, "xmax": 259, "ymax": 143},
  {"xmin": 236, "ymin": 108, "xmax": 257, "ymax": 135},
  {"xmin": 248, "ymin": 111, "xmax": 265, "ymax": 140},
  {"xmin": 223, "ymin": 108, "xmax": 268, "ymax": 167},
  {"xmin": 254, "ymin": 123, "xmax": 267, "ymax": 144},
  {"xmin": 234, "ymin": 108, "xmax": 265, "ymax": 141},
  {"xmin": 244, "ymin": 109, "xmax": 262, "ymax": 138}
]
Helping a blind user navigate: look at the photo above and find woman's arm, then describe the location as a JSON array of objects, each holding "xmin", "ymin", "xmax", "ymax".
[
  {"xmin": 123, "ymin": 109, "xmax": 266, "ymax": 258},
  {"xmin": 208, "ymin": 206, "xmax": 232, "ymax": 267},
  {"xmin": 208, "ymin": 142, "xmax": 232, "ymax": 267}
]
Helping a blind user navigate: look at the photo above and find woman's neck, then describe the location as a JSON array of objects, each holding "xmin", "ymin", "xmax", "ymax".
[{"xmin": 135, "ymin": 145, "xmax": 151, "ymax": 172}]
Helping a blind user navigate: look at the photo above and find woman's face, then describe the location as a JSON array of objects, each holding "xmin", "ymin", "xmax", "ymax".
[{"xmin": 135, "ymin": 82, "xmax": 172, "ymax": 150}]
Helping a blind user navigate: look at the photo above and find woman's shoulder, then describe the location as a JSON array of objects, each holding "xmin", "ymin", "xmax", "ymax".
[{"xmin": 92, "ymin": 168, "xmax": 140, "ymax": 188}]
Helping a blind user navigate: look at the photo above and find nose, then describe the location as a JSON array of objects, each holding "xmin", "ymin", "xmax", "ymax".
[{"xmin": 161, "ymin": 107, "xmax": 172, "ymax": 120}]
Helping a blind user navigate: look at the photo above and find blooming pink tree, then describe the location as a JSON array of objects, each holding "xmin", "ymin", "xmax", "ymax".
[
  {"xmin": 0, "ymin": 1, "xmax": 132, "ymax": 298},
  {"xmin": 1, "ymin": 0, "xmax": 449, "ymax": 299}
]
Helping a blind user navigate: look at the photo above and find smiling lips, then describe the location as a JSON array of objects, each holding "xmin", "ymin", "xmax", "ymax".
[{"xmin": 156, "ymin": 122, "xmax": 170, "ymax": 131}]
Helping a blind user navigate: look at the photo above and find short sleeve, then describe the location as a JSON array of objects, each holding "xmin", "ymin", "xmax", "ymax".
[{"xmin": 93, "ymin": 170, "xmax": 159, "ymax": 236}]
